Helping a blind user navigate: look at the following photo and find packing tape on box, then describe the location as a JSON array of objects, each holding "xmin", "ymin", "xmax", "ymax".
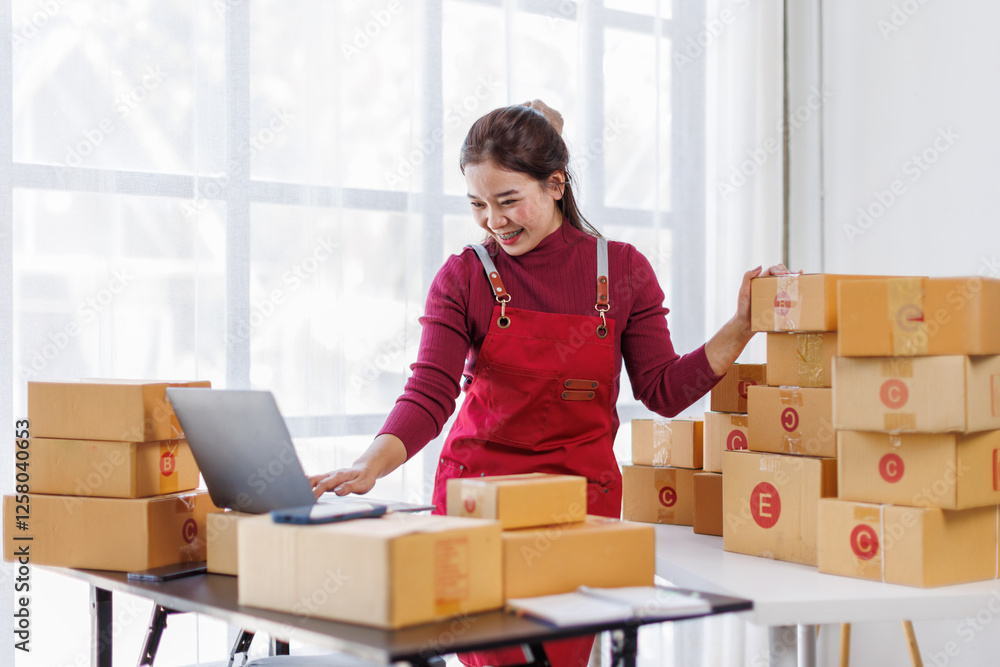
[
  {"xmin": 773, "ymin": 275, "xmax": 802, "ymax": 331},
  {"xmin": 655, "ymin": 468, "xmax": 677, "ymax": 523},
  {"xmin": 778, "ymin": 388, "xmax": 804, "ymax": 406},
  {"xmin": 782, "ymin": 435, "xmax": 804, "ymax": 455},
  {"xmin": 884, "ymin": 413, "xmax": 916, "ymax": 432},
  {"xmin": 880, "ymin": 358, "xmax": 913, "ymax": 378},
  {"xmin": 731, "ymin": 414, "xmax": 749, "ymax": 428},
  {"xmin": 887, "ymin": 278, "xmax": 928, "ymax": 356},
  {"xmin": 653, "ymin": 418, "xmax": 672, "ymax": 466},
  {"xmin": 459, "ymin": 482, "xmax": 487, "ymax": 518},
  {"xmin": 159, "ymin": 441, "xmax": 180, "ymax": 495},
  {"xmin": 796, "ymin": 334, "xmax": 826, "ymax": 386},
  {"xmin": 852, "ymin": 504, "xmax": 884, "ymax": 581}
]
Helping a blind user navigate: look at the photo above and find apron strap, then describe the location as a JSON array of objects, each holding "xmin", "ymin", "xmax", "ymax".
[
  {"xmin": 596, "ymin": 237, "xmax": 609, "ymax": 308},
  {"xmin": 468, "ymin": 244, "xmax": 509, "ymax": 301}
]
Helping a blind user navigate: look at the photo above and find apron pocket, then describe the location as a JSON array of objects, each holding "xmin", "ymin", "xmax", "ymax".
[{"xmin": 484, "ymin": 362, "xmax": 556, "ymax": 448}]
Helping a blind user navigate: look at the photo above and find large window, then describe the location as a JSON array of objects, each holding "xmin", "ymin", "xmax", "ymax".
[{"xmin": 4, "ymin": 1, "xmax": 706, "ymax": 663}]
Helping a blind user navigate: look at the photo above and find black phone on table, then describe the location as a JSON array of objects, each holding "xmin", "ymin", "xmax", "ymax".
[{"xmin": 270, "ymin": 501, "xmax": 387, "ymax": 525}]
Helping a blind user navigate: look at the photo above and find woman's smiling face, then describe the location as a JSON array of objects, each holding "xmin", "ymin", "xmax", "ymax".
[{"xmin": 465, "ymin": 161, "xmax": 564, "ymax": 256}]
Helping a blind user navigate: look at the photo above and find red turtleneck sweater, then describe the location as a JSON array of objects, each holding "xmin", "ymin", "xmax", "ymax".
[{"xmin": 379, "ymin": 223, "xmax": 723, "ymax": 458}]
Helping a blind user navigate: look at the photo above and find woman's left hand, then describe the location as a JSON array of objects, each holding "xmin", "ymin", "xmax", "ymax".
[{"xmin": 733, "ymin": 264, "xmax": 798, "ymax": 338}]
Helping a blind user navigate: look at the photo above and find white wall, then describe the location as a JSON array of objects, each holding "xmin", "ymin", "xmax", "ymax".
[
  {"xmin": 818, "ymin": 0, "xmax": 1000, "ymax": 279},
  {"xmin": 798, "ymin": 1, "xmax": 1000, "ymax": 665}
]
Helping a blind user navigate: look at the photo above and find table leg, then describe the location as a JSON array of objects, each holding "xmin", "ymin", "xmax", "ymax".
[
  {"xmin": 269, "ymin": 638, "xmax": 290, "ymax": 655},
  {"xmin": 610, "ymin": 627, "xmax": 638, "ymax": 667},
  {"xmin": 90, "ymin": 586, "xmax": 113, "ymax": 667},
  {"xmin": 797, "ymin": 624, "xmax": 817, "ymax": 667}
]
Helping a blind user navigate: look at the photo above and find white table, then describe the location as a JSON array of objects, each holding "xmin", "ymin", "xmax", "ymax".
[{"xmin": 654, "ymin": 524, "xmax": 1000, "ymax": 666}]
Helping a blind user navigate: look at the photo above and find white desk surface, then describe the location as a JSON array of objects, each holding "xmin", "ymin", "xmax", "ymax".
[{"xmin": 655, "ymin": 524, "xmax": 1000, "ymax": 627}]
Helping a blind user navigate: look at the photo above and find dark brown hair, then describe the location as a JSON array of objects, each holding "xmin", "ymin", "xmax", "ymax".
[{"xmin": 459, "ymin": 104, "xmax": 600, "ymax": 238}]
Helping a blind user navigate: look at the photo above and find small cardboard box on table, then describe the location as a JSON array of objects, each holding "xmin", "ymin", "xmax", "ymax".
[
  {"xmin": 3, "ymin": 491, "xmax": 214, "ymax": 571},
  {"xmin": 446, "ymin": 473, "xmax": 586, "ymax": 530},
  {"xmin": 238, "ymin": 513, "xmax": 503, "ymax": 629},
  {"xmin": 722, "ymin": 450, "xmax": 837, "ymax": 566}
]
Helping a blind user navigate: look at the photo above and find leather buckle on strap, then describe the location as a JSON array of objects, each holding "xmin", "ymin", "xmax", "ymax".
[
  {"xmin": 561, "ymin": 390, "xmax": 596, "ymax": 401},
  {"xmin": 565, "ymin": 379, "xmax": 599, "ymax": 390}
]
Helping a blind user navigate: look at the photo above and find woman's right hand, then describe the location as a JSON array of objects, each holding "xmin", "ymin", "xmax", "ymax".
[
  {"xmin": 308, "ymin": 464, "xmax": 378, "ymax": 498},
  {"xmin": 307, "ymin": 433, "xmax": 408, "ymax": 499}
]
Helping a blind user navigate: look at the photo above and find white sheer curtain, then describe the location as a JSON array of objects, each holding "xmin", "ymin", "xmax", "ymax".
[{"xmin": 1, "ymin": 0, "xmax": 782, "ymax": 665}]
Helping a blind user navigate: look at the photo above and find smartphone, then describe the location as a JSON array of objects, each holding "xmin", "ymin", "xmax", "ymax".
[
  {"xmin": 270, "ymin": 501, "xmax": 387, "ymax": 525},
  {"xmin": 127, "ymin": 561, "xmax": 207, "ymax": 582}
]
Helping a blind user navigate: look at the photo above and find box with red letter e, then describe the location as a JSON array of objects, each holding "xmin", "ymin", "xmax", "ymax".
[
  {"xmin": 622, "ymin": 464, "xmax": 695, "ymax": 526},
  {"xmin": 817, "ymin": 499, "xmax": 998, "ymax": 587},
  {"xmin": 703, "ymin": 411, "xmax": 749, "ymax": 474},
  {"xmin": 722, "ymin": 451, "xmax": 837, "ymax": 566}
]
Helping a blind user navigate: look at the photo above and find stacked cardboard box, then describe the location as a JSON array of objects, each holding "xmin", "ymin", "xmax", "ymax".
[
  {"xmin": 3, "ymin": 380, "xmax": 215, "ymax": 572},
  {"xmin": 623, "ymin": 417, "xmax": 704, "ymax": 527},
  {"xmin": 700, "ymin": 364, "xmax": 765, "ymax": 535},
  {"xmin": 723, "ymin": 275, "xmax": 878, "ymax": 565},
  {"xmin": 821, "ymin": 276, "xmax": 1000, "ymax": 587},
  {"xmin": 449, "ymin": 474, "xmax": 655, "ymax": 600}
]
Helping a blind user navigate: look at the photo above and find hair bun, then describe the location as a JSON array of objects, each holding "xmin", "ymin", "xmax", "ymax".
[{"xmin": 523, "ymin": 99, "xmax": 564, "ymax": 136}]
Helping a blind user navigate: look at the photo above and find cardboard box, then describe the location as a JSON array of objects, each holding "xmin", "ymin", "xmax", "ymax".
[
  {"xmin": 766, "ymin": 332, "xmax": 838, "ymax": 387},
  {"xmin": 693, "ymin": 473, "xmax": 723, "ymax": 536},
  {"xmin": 621, "ymin": 464, "xmax": 696, "ymax": 525},
  {"xmin": 837, "ymin": 430, "xmax": 1000, "ymax": 510},
  {"xmin": 631, "ymin": 418, "xmax": 703, "ymax": 469},
  {"xmin": 28, "ymin": 379, "xmax": 211, "ymax": 442},
  {"xmin": 446, "ymin": 473, "xmax": 586, "ymax": 529},
  {"xmin": 3, "ymin": 491, "xmax": 214, "ymax": 571},
  {"xmin": 722, "ymin": 451, "xmax": 837, "ymax": 566},
  {"xmin": 752, "ymin": 274, "xmax": 890, "ymax": 332},
  {"xmin": 711, "ymin": 364, "xmax": 767, "ymax": 413},
  {"xmin": 833, "ymin": 356, "xmax": 1000, "ymax": 433},
  {"xmin": 703, "ymin": 411, "xmax": 749, "ymax": 474},
  {"xmin": 838, "ymin": 277, "xmax": 1000, "ymax": 357},
  {"xmin": 817, "ymin": 499, "xmax": 998, "ymax": 587},
  {"xmin": 238, "ymin": 513, "xmax": 503, "ymax": 629},
  {"xmin": 29, "ymin": 437, "xmax": 199, "ymax": 498},
  {"xmin": 206, "ymin": 510, "xmax": 253, "ymax": 576},
  {"xmin": 747, "ymin": 386, "xmax": 835, "ymax": 457},
  {"xmin": 501, "ymin": 516, "xmax": 654, "ymax": 598}
]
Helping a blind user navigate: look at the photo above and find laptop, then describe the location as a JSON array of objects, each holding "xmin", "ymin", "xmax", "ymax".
[{"xmin": 165, "ymin": 387, "xmax": 434, "ymax": 514}]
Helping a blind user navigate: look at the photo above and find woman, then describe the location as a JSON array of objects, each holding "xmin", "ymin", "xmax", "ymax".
[{"xmin": 311, "ymin": 100, "xmax": 787, "ymax": 666}]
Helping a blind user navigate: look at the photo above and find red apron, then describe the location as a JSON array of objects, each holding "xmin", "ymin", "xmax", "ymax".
[{"xmin": 432, "ymin": 238, "xmax": 620, "ymax": 667}]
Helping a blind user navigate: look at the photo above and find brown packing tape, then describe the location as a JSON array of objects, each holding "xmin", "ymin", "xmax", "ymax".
[
  {"xmin": 653, "ymin": 418, "xmax": 672, "ymax": 466},
  {"xmin": 797, "ymin": 334, "xmax": 825, "ymax": 386},
  {"xmin": 654, "ymin": 468, "xmax": 677, "ymax": 523},
  {"xmin": 779, "ymin": 388, "xmax": 804, "ymax": 406},
  {"xmin": 782, "ymin": 436, "xmax": 805, "ymax": 455},
  {"xmin": 880, "ymin": 358, "xmax": 914, "ymax": 378},
  {"xmin": 158, "ymin": 441, "xmax": 180, "ymax": 495},
  {"xmin": 887, "ymin": 278, "xmax": 928, "ymax": 356},
  {"xmin": 773, "ymin": 275, "xmax": 802, "ymax": 331},
  {"xmin": 434, "ymin": 536, "xmax": 470, "ymax": 615},
  {"xmin": 884, "ymin": 414, "xmax": 916, "ymax": 431},
  {"xmin": 853, "ymin": 505, "xmax": 880, "ymax": 522},
  {"xmin": 731, "ymin": 415, "xmax": 749, "ymax": 428}
]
